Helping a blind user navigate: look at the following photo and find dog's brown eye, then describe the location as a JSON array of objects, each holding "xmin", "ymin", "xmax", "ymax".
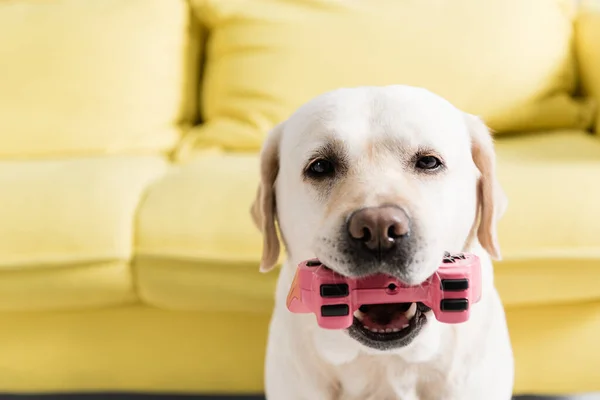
[
  {"xmin": 416, "ymin": 155, "xmax": 442, "ymax": 170},
  {"xmin": 306, "ymin": 159, "xmax": 335, "ymax": 178}
]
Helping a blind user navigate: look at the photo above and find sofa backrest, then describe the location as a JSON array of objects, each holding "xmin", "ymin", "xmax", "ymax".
[
  {"xmin": 577, "ymin": 0, "xmax": 600, "ymax": 133},
  {"xmin": 179, "ymin": 0, "xmax": 596, "ymax": 157},
  {"xmin": 0, "ymin": 0, "xmax": 201, "ymax": 159}
]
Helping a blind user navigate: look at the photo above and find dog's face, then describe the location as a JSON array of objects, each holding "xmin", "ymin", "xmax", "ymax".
[{"xmin": 252, "ymin": 85, "xmax": 506, "ymax": 351}]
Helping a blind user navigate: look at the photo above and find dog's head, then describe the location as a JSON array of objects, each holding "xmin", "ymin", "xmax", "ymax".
[{"xmin": 251, "ymin": 85, "xmax": 506, "ymax": 350}]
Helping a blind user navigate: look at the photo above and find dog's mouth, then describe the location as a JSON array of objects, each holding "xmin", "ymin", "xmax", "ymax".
[{"xmin": 347, "ymin": 302, "xmax": 431, "ymax": 350}]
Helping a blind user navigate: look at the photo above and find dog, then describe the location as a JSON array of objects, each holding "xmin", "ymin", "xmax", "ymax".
[{"xmin": 251, "ymin": 85, "xmax": 514, "ymax": 400}]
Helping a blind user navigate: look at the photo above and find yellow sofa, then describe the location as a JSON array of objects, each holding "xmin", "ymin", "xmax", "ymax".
[{"xmin": 0, "ymin": 0, "xmax": 599, "ymax": 396}]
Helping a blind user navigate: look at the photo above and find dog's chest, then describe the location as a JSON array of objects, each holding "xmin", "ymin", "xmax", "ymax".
[
  {"xmin": 335, "ymin": 359, "xmax": 397, "ymax": 400},
  {"xmin": 335, "ymin": 357, "xmax": 420, "ymax": 400},
  {"xmin": 335, "ymin": 356, "xmax": 449, "ymax": 400}
]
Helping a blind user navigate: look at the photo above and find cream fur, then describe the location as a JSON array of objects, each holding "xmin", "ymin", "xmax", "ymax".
[{"xmin": 252, "ymin": 85, "xmax": 514, "ymax": 400}]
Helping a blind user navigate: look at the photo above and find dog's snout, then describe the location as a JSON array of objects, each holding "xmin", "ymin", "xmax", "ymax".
[{"xmin": 347, "ymin": 206, "xmax": 410, "ymax": 251}]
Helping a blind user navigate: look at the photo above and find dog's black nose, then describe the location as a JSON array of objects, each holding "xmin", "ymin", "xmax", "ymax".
[{"xmin": 347, "ymin": 206, "xmax": 410, "ymax": 252}]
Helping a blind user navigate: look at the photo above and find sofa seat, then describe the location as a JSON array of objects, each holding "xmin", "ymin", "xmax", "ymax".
[
  {"xmin": 0, "ymin": 156, "xmax": 168, "ymax": 311},
  {"xmin": 135, "ymin": 129, "xmax": 600, "ymax": 312},
  {"xmin": 135, "ymin": 154, "xmax": 280, "ymax": 313},
  {"xmin": 495, "ymin": 130, "xmax": 600, "ymax": 307},
  {"xmin": 0, "ymin": 306, "xmax": 270, "ymax": 393}
]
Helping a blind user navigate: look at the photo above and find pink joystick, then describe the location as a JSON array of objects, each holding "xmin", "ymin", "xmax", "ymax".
[{"xmin": 286, "ymin": 252, "xmax": 482, "ymax": 330}]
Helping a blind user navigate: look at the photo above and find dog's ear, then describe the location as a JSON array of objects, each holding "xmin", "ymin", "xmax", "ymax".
[
  {"xmin": 465, "ymin": 114, "xmax": 507, "ymax": 260},
  {"xmin": 250, "ymin": 123, "xmax": 284, "ymax": 273}
]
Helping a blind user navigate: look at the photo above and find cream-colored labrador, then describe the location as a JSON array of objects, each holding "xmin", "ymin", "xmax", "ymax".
[{"xmin": 251, "ymin": 85, "xmax": 514, "ymax": 400}]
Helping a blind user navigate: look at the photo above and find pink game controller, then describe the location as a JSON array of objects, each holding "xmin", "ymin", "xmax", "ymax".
[{"xmin": 286, "ymin": 252, "xmax": 482, "ymax": 329}]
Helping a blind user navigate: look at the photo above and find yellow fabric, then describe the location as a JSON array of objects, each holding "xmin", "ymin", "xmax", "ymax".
[
  {"xmin": 495, "ymin": 131, "xmax": 600, "ymax": 257},
  {"xmin": 137, "ymin": 154, "xmax": 264, "ymax": 263},
  {"xmin": 495, "ymin": 259, "xmax": 600, "ymax": 308},
  {"xmin": 138, "ymin": 130, "xmax": 600, "ymax": 310},
  {"xmin": 0, "ymin": 0, "xmax": 198, "ymax": 158},
  {"xmin": 576, "ymin": 0, "xmax": 600, "ymax": 132},
  {"xmin": 135, "ymin": 154, "xmax": 282, "ymax": 311},
  {"xmin": 0, "ymin": 304, "xmax": 596, "ymax": 395},
  {"xmin": 0, "ymin": 307, "xmax": 269, "ymax": 394},
  {"xmin": 0, "ymin": 0, "xmax": 598, "ymax": 396},
  {"xmin": 506, "ymin": 301, "xmax": 600, "ymax": 394},
  {"xmin": 180, "ymin": 0, "xmax": 594, "ymax": 153},
  {"xmin": 0, "ymin": 262, "xmax": 135, "ymax": 312},
  {"xmin": 0, "ymin": 157, "xmax": 168, "ymax": 269},
  {"xmin": 135, "ymin": 256, "xmax": 278, "ymax": 312}
]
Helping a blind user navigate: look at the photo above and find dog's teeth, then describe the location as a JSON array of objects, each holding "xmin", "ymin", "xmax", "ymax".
[
  {"xmin": 401, "ymin": 323, "xmax": 409, "ymax": 329},
  {"xmin": 405, "ymin": 303, "xmax": 417, "ymax": 320},
  {"xmin": 354, "ymin": 310, "xmax": 364, "ymax": 321},
  {"xmin": 392, "ymin": 328, "xmax": 400, "ymax": 332},
  {"xmin": 385, "ymin": 328, "xmax": 393, "ymax": 333}
]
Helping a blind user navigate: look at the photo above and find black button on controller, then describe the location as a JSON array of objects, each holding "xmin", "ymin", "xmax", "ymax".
[
  {"xmin": 321, "ymin": 304, "xmax": 350, "ymax": 317},
  {"xmin": 440, "ymin": 298, "xmax": 469, "ymax": 312},
  {"xmin": 441, "ymin": 279, "xmax": 469, "ymax": 291},
  {"xmin": 320, "ymin": 284, "xmax": 349, "ymax": 298}
]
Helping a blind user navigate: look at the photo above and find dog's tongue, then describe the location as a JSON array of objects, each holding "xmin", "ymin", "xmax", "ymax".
[{"xmin": 361, "ymin": 303, "xmax": 411, "ymax": 331}]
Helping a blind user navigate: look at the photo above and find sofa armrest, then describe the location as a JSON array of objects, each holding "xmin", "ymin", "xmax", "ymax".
[{"xmin": 576, "ymin": 0, "xmax": 600, "ymax": 133}]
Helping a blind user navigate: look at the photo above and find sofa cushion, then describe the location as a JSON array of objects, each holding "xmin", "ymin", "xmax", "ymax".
[
  {"xmin": 136, "ymin": 130, "xmax": 600, "ymax": 311},
  {"xmin": 494, "ymin": 130, "xmax": 600, "ymax": 307},
  {"xmin": 0, "ymin": 0, "xmax": 199, "ymax": 158},
  {"xmin": 0, "ymin": 307, "xmax": 269, "ymax": 393},
  {"xmin": 576, "ymin": 0, "xmax": 600, "ymax": 132},
  {"xmin": 0, "ymin": 156, "xmax": 168, "ymax": 310},
  {"xmin": 0, "ymin": 262, "xmax": 135, "ymax": 312},
  {"xmin": 179, "ymin": 0, "xmax": 594, "ymax": 154},
  {"xmin": 135, "ymin": 153, "xmax": 280, "ymax": 312}
]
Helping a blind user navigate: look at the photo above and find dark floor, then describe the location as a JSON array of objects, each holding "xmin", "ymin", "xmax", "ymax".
[{"xmin": 0, "ymin": 395, "xmax": 598, "ymax": 400}]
